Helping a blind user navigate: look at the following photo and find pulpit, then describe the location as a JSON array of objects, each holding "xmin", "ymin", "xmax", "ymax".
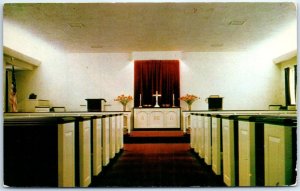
[
  {"xmin": 85, "ymin": 99, "xmax": 106, "ymax": 112},
  {"xmin": 206, "ymin": 96, "xmax": 223, "ymax": 110}
]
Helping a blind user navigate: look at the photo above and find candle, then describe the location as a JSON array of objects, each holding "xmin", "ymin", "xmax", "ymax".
[
  {"xmin": 139, "ymin": 93, "xmax": 142, "ymax": 107},
  {"xmin": 172, "ymin": 93, "xmax": 175, "ymax": 107}
]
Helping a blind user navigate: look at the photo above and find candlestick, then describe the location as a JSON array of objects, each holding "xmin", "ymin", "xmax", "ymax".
[
  {"xmin": 172, "ymin": 93, "xmax": 175, "ymax": 107},
  {"xmin": 139, "ymin": 94, "xmax": 142, "ymax": 107}
]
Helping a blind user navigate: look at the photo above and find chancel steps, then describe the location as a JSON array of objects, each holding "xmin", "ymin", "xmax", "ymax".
[{"xmin": 124, "ymin": 130, "xmax": 190, "ymax": 143}]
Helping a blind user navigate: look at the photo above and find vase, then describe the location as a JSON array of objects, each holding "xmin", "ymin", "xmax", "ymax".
[
  {"xmin": 123, "ymin": 104, "xmax": 127, "ymax": 111},
  {"xmin": 188, "ymin": 104, "xmax": 192, "ymax": 111}
]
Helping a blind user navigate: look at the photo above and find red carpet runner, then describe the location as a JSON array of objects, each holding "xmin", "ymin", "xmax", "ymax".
[{"xmin": 90, "ymin": 131, "xmax": 225, "ymax": 187}]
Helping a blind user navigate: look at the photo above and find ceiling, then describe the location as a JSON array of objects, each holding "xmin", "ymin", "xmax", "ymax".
[{"xmin": 3, "ymin": 2, "xmax": 297, "ymax": 53}]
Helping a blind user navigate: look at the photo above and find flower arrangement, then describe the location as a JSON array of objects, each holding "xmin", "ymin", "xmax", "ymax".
[
  {"xmin": 179, "ymin": 94, "xmax": 199, "ymax": 110},
  {"xmin": 114, "ymin": 94, "xmax": 133, "ymax": 111}
]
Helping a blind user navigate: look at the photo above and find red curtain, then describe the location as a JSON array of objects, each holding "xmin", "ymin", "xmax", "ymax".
[{"xmin": 134, "ymin": 60, "xmax": 180, "ymax": 107}]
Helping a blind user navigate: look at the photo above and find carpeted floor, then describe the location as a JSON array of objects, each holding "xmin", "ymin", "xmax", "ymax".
[{"xmin": 90, "ymin": 130, "xmax": 225, "ymax": 187}]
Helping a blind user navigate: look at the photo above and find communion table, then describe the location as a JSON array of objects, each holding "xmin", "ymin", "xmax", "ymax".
[{"xmin": 133, "ymin": 108, "xmax": 180, "ymax": 129}]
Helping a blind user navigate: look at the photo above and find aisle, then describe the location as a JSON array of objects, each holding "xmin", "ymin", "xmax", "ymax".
[{"xmin": 90, "ymin": 142, "xmax": 225, "ymax": 187}]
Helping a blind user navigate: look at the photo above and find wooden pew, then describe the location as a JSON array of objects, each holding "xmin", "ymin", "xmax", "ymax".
[
  {"xmin": 235, "ymin": 114, "xmax": 297, "ymax": 186},
  {"xmin": 91, "ymin": 115, "xmax": 104, "ymax": 176},
  {"xmin": 182, "ymin": 112, "xmax": 191, "ymax": 133},
  {"xmin": 194, "ymin": 114, "xmax": 201, "ymax": 155},
  {"xmin": 116, "ymin": 114, "xmax": 124, "ymax": 151},
  {"xmin": 115, "ymin": 114, "xmax": 122, "ymax": 154},
  {"xmin": 4, "ymin": 112, "xmax": 125, "ymax": 187},
  {"xmin": 194, "ymin": 114, "xmax": 202, "ymax": 156},
  {"xmin": 122, "ymin": 111, "xmax": 132, "ymax": 134},
  {"xmin": 54, "ymin": 113, "xmax": 103, "ymax": 178},
  {"xmin": 221, "ymin": 115, "xmax": 239, "ymax": 186},
  {"xmin": 198, "ymin": 114, "xmax": 205, "ymax": 158},
  {"xmin": 208, "ymin": 112, "xmax": 236, "ymax": 177},
  {"xmin": 263, "ymin": 116, "xmax": 297, "ymax": 186},
  {"xmin": 214, "ymin": 112, "xmax": 296, "ymax": 187},
  {"xmin": 236, "ymin": 115, "xmax": 265, "ymax": 186},
  {"xmin": 119, "ymin": 114, "xmax": 124, "ymax": 149},
  {"xmin": 190, "ymin": 113, "xmax": 197, "ymax": 150},
  {"xmin": 68, "ymin": 113, "xmax": 105, "ymax": 177},
  {"xmin": 53, "ymin": 112, "xmax": 123, "ymax": 168},
  {"xmin": 216, "ymin": 112, "xmax": 295, "ymax": 187},
  {"xmin": 4, "ymin": 116, "xmax": 76, "ymax": 187},
  {"xmin": 229, "ymin": 114, "xmax": 298, "ymax": 187},
  {"xmin": 188, "ymin": 110, "xmax": 297, "ymax": 187},
  {"xmin": 190, "ymin": 113, "xmax": 205, "ymax": 158},
  {"xmin": 33, "ymin": 112, "xmax": 106, "ymax": 179},
  {"xmin": 211, "ymin": 114, "xmax": 222, "ymax": 175},
  {"xmin": 109, "ymin": 114, "xmax": 116, "ymax": 159},
  {"xmin": 204, "ymin": 114, "xmax": 212, "ymax": 165},
  {"xmin": 102, "ymin": 115, "xmax": 110, "ymax": 166},
  {"xmin": 74, "ymin": 116, "xmax": 92, "ymax": 187},
  {"xmin": 182, "ymin": 110, "xmax": 296, "ymax": 133}
]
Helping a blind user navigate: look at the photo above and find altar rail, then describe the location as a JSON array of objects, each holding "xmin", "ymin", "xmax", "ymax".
[
  {"xmin": 188, "ymin": 110, "xmax": 297, "ymax": 187},
  {"xmin": 3, "ymin": 112, "xmax": 125, "ymax": 187}
]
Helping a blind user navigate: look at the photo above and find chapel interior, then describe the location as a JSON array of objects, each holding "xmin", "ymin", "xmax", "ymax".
[{"xmin": 2, "ymin": 1, "xmax": 298, "ymax": 188}]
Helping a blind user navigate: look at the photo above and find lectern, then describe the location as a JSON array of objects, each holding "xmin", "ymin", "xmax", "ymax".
[
  {"xmin": 207, "ymin": 97, "xmax": 223, "ymax": 110},
  {"xmin": 85, "ymin": 99, "xmax": 106, "ymax": 112}
]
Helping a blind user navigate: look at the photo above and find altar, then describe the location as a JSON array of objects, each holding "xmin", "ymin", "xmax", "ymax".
[{"xmin": 133, "ymin": 108, "xmax": 181, "ymax": 129}]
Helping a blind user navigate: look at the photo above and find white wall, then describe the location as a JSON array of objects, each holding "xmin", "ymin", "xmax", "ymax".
[
  {"xmin": 64, "ymin": 53, "xmax": 132, "ymax": 111},
  {"xmin": 4, "ymin": 20, "xmax": 134, "ymax": 111},
  {"xmin": 181, "ymin": 52, "xmax": 282, "ymax": 110},
  {"xmin": 132, "ymin": 51, "xmax": 182, "ymax": 60},
  {"xmin": 3, "ymin": 20, "xmax": 69, "ymax": 110},
  {"xmin": 64, "ymin": 50, "xmax": 283, "ymax": 111},
  {"xmin": 3, "ymin": 19, "xmax": 292, "ymax": 111}
]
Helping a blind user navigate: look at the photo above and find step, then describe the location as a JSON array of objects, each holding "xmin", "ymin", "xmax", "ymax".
[{"xmin": 124, "ymin": 131, "xmax": 190, "ymax": 143}]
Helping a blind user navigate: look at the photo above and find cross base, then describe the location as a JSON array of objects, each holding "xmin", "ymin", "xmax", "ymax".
[{"xmin": 154, "ymin": 103, "xmax": 160, "ymax": 107}]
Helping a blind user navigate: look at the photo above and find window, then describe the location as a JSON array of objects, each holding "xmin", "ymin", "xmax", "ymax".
[{"xmin": 285, "ymin": 65, "xmax": 297, "ymax": 105}]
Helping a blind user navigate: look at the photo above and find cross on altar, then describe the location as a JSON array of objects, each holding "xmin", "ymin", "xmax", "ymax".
[{"xmin": 153, "ymin": 91, "xmax": 161, "ymax": 107}]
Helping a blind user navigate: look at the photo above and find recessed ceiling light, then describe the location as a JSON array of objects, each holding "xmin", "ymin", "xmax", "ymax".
[
  {"xmin": 68, "ymin": 23, "xmax": 84, "ymax": 28},
  {"xmin": 229, "ymin": 20, "xmax": 246, "ymax": 25}
]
